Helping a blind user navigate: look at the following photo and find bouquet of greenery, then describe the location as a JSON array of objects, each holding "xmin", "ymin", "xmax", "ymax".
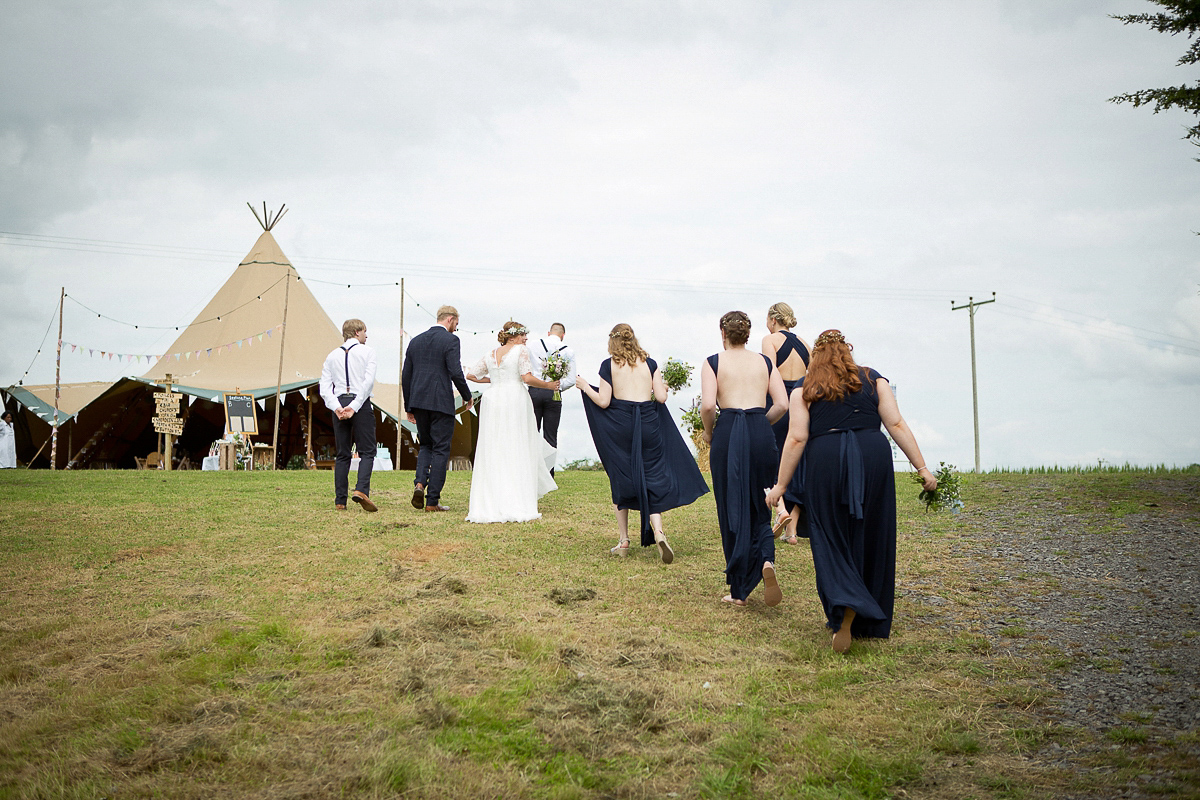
[
  {"xmin": 911, "ymin": 462, "xmax": 963, "ymax": 513},
  {"xmin": 661, "ymin": 358, "xmax": 693, "ymax": 392},
  {"xmin": 680, "ymin": 398, "xmax": 703, "ymax": 435},
  {"xmin": 542, "ymin": 351, "xmax": 570, "ymax": 401}
]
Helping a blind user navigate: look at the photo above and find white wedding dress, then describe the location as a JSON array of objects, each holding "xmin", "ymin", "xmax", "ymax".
[{"xmin": 466, "ymin": 345, "xmax": 557, "ymax": 523}]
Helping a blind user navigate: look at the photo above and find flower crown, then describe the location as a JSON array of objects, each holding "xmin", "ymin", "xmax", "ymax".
[
  {"xmin": 813, "ymin": 330, "xmax": 850, "ymax": 350},
  {"xmin": 504, "ymin": 324, "xmax": 530, "ymax": 336}
]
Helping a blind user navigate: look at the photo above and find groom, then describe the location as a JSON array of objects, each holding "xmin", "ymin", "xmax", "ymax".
[
  {"xmin": 528, "ymin": 323, "xmax": 576, "ymax": 476},
  {"xmin": 402, "ymin": 305, "xmax": 474, "ymax": 512}
]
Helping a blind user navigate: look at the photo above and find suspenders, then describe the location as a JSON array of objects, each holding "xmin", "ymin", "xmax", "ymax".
[{"xmin": 341, "ymin": 342, "xmax": 358, "ymax": 394}]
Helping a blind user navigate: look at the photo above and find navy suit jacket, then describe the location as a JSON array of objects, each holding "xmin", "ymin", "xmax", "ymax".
[{"xmin": 402, "ymin": 325, "xmax": 472, "ymax": 416}]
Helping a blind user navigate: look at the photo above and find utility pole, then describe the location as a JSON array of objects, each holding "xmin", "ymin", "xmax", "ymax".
[{"xmin": 952, "ymin": 293, "xmax": 995, "ymax": 473}]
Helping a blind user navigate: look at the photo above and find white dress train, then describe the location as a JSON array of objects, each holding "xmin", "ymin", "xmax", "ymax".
[{"xmin": 466, "ymin": 345, "xmax": 557, "ymax": 523}]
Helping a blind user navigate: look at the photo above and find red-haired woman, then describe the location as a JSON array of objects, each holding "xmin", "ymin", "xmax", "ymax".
[
  {"xmin": 701, "ymin": 311, "xmax": 790, "ymax": 607},
  {"xmin": 767, "ymin": 330, "xmax": 936, "ymax": 653}
]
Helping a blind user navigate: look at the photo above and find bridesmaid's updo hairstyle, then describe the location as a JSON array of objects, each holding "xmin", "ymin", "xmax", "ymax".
[
  {"xmin": 767, "ymin": 302, "xmax": 796, "ymax": 329},
  {"xmin": 497, "ymin": 320, "xmax": 530, "ymax": 345},
  {"xmin": 803, "ymin": 329, "xmax": 865, "ymax": 403},
  {"xmin": 719, "ymin": 311, "xmax": 751, "ymax": 345},
  {"xmin": 608, "ymin": 323, "xmax": 649, "ymax": 367}
]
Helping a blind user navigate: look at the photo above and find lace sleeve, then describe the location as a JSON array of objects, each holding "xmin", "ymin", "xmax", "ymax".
[
  {"xmin": 469, "ymin": 355, "xmax": 488, "ymax": 378},
  {"xmin": 518, "ymin": 346, "xmax": 533, "ymax": 376}
]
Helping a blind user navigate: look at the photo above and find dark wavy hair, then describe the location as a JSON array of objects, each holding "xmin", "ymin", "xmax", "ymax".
[{"xmin": 719, "ymin": 311, "xmax": 751, "ymax": 345}]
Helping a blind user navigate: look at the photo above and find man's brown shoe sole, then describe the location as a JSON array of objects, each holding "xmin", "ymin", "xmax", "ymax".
[{"xmin": 352, "ymin": 491, "xmax": 378, "ymax": 512}]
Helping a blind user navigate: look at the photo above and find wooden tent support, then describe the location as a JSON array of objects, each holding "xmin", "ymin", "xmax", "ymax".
[
  {"xmin": 305, "ymin": 391, "xmax": 314, "ymax": 468},
  {"xmin": 29, "ymin": 433, "xmax": 52, "ymax": 465}
]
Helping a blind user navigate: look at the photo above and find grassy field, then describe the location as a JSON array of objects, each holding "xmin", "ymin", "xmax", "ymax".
[{"xmin": 0, "ymin": 467, "xmax": 1194, "ymax": 799}]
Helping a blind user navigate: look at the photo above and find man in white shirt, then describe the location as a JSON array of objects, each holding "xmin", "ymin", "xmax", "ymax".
[
  {"xmin": 528, "ymin": 323, "xmax": 576, "ymax": 476},
  {"xmin": 319, "ymin": 318, "xmax": 379, "ymax": 511}
]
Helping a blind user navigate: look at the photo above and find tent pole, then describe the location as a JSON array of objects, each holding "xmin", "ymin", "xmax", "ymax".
[
  {"xmin": 305, "ymin": 389, "xmax": 314, "ymax": 468},
  {"xmin": 270, "ymin": 264, "xmax": 292, "ymax": 469},
  {"xmin": 403, "ymin": 280, "xmax": 408, "ymax": 470},
  {"xmin": 30, "ymin": 432, "xmax": 52, "ymax": 466},
  {"xmin": 51, "ymin": 286, "xmax": 63, "ymax": 470}
]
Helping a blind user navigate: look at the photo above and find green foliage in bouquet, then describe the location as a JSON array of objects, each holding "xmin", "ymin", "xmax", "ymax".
[
  {"xmin": 680, "ymin": 398, "xmax": 703, "ymax": 434},
  {"xmin": 911, "ymin": 462, "xmax": 963, "ymax": 513},
  {"xmin": 661, "ymin": 358, "xmax": 694, "ymax": 392},
  {"xmin": 542, "ymin": 351, "xmax": 570, "ymax": 400}
]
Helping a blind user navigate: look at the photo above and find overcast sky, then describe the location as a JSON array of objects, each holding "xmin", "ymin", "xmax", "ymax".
[{"xmin": 2, "ymin": 0, "xmax": 1198, "ymax": 470}]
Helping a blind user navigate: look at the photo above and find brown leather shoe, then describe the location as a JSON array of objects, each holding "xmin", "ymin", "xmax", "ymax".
[
  {"xmin": 411, "ymin": 485, "xmax": 425, "ymax": 510},
  {"xmin": 352, "ymin": 491, "xmax": 378, "ymax": 512},
  {"xmin": 424, "ymin": 505, "xmax": 450, "ymax": 512},
  {"xmin": 335, "ymin": 504, "xmax": 347, "ymax": 511}
]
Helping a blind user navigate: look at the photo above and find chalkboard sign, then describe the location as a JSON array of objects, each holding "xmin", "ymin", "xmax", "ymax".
[{"xmin": 223, "ymin": 393, "xmax": 258, "ymax": 435}]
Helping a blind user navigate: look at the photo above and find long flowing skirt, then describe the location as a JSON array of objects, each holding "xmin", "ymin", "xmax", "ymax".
[
  {"xmin": 582, "ymin": 395, "xmax": 709, "ymax": 546},
  {"xmin": 804, "ymin": 427, "xmax": 895, "ymax": 638},
  {"xmin": 710, "ymin": 409, "xmax": 777, "ymax": 600},
  {"xmin": 466, "ymin": 383, "xmax": 557, "ymax": 523}
]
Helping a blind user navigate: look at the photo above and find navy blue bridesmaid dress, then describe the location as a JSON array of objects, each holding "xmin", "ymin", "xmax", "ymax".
[
  {"xmin": 768, "ymin": 330, "xmax": 811, "ymax": 531},
  {"xmin": 581, "ymin": 358, "xmax": 710, "ymax": 546},
  {"xmin": 707, "ymin": 353, "xmax": 778, "ymax": 601},
  {"xmin": 800, "ymin": 367, "xmax": 896, "ymax": 638},
  {"xmin": 767, "ymin": 329, "xmax": 810, "ymax": 456}
]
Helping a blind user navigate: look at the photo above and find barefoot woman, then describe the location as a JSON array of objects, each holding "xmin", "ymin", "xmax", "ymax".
[
  {"xmin": 767, "ymin": 330, "xmax": 937, "ymax": 652},
  {"xmin": 701, "ymin": 311, "xmax": 789, "ymax": 606}
]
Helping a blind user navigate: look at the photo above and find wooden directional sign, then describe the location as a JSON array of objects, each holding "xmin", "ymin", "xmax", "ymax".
[
  {"xmin": 153, "ymin": 417, "xmax": 184, "ymax": 435},
  {"xmin": 154, "ymin": 392, "xmax": 181, "ymax": 409}
]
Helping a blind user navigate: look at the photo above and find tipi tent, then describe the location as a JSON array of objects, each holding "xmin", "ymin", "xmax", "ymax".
[{"xmin": 4, "ymin": 209, "xmax": 478, "ymax": 469}]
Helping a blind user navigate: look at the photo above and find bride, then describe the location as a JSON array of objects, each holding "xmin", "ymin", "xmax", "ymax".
[{"xmin": 464, "ymin": 321, "xmax": 560, "ymax": 522}]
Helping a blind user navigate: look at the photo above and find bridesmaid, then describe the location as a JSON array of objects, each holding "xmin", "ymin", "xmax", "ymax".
[
  {"xmin": 760, "ymin": 302, "xmax": 811, "ymax": 545},
  {"xmin": 577, "ymin": 324, "xmax": 709, "ymax": 562},
  {"xmin": 767, "ymin": 330, "xmax": 936, "ymax": 653},
  {"xmin": 700, "ymin": 311, "xmax": 789, "ymax": 606}
]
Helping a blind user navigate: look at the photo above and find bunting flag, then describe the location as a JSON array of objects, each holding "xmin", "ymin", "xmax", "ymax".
[{"xmin": 60, "ymin": 325, "xmax": 281, "ymax": 365}]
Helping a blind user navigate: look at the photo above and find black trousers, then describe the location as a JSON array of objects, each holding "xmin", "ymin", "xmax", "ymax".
[
  {"xmin": 529, "ymin": 387, "xmax": 561, "ymax": 475},
  {"xmin": 412, "ymin": 408, "xmax": 455, "ymax": 506},
  {"xmin": 528, "ymin": 387, "xmax": 562, "ymax": 448},
  {"xmin": 333, "ymin": 397, "xmax": 377, "ymax": 504}
]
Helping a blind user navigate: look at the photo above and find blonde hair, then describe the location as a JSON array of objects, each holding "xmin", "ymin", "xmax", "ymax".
[
  {"xmin": 608, "ymin": 323, "xmax": 648, "ymax": 367},
  {"xmin": 767, "ymin": 302, "xmax": 796, "ymax": 329},
  {"xmin": 341, "ymin": 318, "xmax": 366, "ymax": 340},
  {"xmin": 497, "ymin": 320, "xmax": 529, "ymax": 345}
]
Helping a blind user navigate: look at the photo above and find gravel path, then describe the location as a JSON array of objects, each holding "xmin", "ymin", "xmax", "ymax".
[{"xmin": 905, "ymin": 477, "xmax": 1200, "ymax": 797}]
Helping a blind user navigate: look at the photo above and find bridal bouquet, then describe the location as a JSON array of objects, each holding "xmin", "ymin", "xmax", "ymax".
[
  {"xmin": 661, "ymin": 358, "xmax": 693, "ymax": 392},
  {"xmin": 542, "ymin": 351, "xmax": 570, "ymax": 401},
  {"xmin": 911, "ymin": 462, "xmax": 963, "ymax": 513}
]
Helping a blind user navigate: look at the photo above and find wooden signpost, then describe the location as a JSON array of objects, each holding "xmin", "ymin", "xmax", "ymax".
[{"xmin": 152, "ymin": 374, "xmax": 184, "ymax": 471}]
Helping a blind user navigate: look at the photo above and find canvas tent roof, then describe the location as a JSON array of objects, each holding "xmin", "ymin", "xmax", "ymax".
[
  {"xmin": 4, "ymin": 382, "xmax": 114, "ymax": 425},
  {"xmin": 138, "ymin": 230, "xmax": 343, "ymax": 400}
]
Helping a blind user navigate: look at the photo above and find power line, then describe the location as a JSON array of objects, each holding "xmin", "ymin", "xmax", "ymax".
[
  {"xmin": 62, "ymin": 275, "xmax": 290, "ymax": 331},
  {"xmin": 14, "ymin": 300, "xmax": 61, "ymax": 386}
]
